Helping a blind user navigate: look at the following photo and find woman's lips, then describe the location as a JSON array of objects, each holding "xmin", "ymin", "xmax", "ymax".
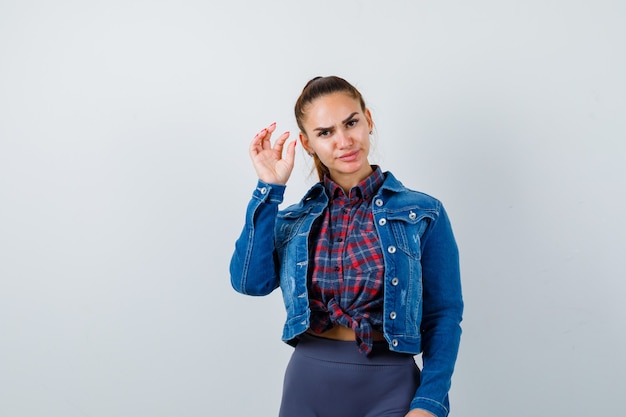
[{"xmin": 338, "ymin": 150, "xmax": 359, "ymax": 162}]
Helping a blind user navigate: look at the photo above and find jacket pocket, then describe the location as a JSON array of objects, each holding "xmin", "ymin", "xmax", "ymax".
[
  {"xmin": 275, "ymin": 213, "xmax": 308, "ymax": 247},
  {"xmin": 387, "ymin": 210, "xmax": 434, "ymax": 259}
]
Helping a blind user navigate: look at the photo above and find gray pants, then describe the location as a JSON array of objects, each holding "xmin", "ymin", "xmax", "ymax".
[{"xmin": 279, "ymin": 333, "xmax": 421, "ymax": 417}]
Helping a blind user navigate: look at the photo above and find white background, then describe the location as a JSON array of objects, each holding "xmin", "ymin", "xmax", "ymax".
[{"xmin": 1, "ymin": 1, "xmax": 625, "ymax": 416}]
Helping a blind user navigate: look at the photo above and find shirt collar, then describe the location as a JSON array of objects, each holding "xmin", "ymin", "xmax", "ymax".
[{"xmin": 323, "ymin": 165, "xmax": 384, "ymax": 201}]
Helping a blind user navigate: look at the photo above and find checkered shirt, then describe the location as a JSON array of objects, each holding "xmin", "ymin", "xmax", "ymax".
[{"xmin": 308, "ymin": 166, "xmax": 385, "ymax": 355}]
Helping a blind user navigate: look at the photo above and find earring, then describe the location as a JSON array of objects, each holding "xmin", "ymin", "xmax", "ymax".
[{"xmin": 369, "ymin": 130, "xmax": 373, "ymax": 135}]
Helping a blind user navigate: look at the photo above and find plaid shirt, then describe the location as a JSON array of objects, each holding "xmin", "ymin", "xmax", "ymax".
[{"xmin": 308, "ymin": 166, "xmax": 385, "ymax": 355}]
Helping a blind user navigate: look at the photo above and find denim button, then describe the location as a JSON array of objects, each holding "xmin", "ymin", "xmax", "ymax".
[
  {"xmin": 391, "ymin": 277, "xmax": 399, "ymax": 286},
  {"xmin": 375, "ymin": 198, "xmax": 383, "ymax": 207},
  {"xmin": 387, "ymin": 246, "xmax": 396, "ymax": 254},
  {"xmin": 390, "ymin": 311, "xmax": 397, "ymax": 320},
  {"xmin": 392, "ymin": 339, "xmax": 398, "ymax": 347},
  {"xmin": 259, "ymin": 187, "xmax": 267, "ymax": 195},
  {"xmin": 408, "ymin": 211, "xmax": 416, "ymax": 220},
  {"xmin": 378, "ymin": 218, "xmax": 387, "ymax": 226}
]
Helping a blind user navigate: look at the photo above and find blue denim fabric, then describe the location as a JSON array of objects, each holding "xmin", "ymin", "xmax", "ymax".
[{"xmin": 230, "ymin": 171, "xmax": 463, "ymax": 417}]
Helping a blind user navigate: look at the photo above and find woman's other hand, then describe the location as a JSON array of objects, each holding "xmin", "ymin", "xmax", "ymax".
[
  {"xmin": 405, "ymin": 409, "xmax": 436, "ymax": 417},
  {"xmin": 249, "ymin": 122, "xmax": 296, "ymax": 185}
]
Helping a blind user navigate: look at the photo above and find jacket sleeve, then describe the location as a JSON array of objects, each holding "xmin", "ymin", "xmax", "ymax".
[
  {"xmin": 229, "ymin": 181, "xmax": 286, "ymax": 296},
  {"xmin": 410, "ymin": 202, "xmax": 464, "ymax": 417}
]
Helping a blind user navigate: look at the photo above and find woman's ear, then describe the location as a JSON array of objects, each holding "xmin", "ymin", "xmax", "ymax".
[
  {"xmin": 365, "ymin": 108, "xmax": 373, "ymax": 132},
  {"xmin": 299, "ymin": 132, "xmax": 312, "ymax": 155}
]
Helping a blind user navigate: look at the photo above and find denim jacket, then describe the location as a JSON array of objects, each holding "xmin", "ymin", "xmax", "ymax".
[{"xmin": 230, "ymin": 171, "xmax": 463, "ymax": 417}]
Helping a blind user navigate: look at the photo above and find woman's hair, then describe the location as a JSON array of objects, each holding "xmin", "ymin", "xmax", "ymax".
[{"xmin": 294, "ymin": 76, "xmax": 368, "ymax": 181}]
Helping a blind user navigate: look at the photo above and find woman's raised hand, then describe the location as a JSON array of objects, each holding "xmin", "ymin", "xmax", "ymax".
[{"xmin": 249, "ymin": 122, "xmax": 296, "ymax": 185}]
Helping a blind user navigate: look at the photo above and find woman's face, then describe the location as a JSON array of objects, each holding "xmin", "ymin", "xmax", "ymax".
[{"xmin": 300, "ymin": 92, "xmax": 374, "ymax": 189}]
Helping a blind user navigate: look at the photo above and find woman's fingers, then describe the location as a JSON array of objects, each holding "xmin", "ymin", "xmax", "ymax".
[
  {"xmin": 250, "ymin": 123, "xmax": 287, "ymax": 154},
  {"xmin": 249, "ymin": 123, "xmax": 293, "ymax": 164},
  {"xmin": 261, "ymin": 122, "xmax": 276, "ymax": 151},
  {"xmin": 249, "ymin": 128, "xmax": 267, "ymax": 156},
  {"xmin": 272, "ymin": 130, "xmax": 290, "ymax": 154},
  {"xmin": 283, "ymin": 136, "xmax": 297, "ymax": 167},
  {"xmin": 248, "ymin": 123, "xmax": 296, "ymax": 185}
]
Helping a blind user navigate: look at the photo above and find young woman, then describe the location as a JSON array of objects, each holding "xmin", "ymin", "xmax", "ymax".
[{"xmin": 230, "ymin": 76, "xmax": 463, "ymax": 417}]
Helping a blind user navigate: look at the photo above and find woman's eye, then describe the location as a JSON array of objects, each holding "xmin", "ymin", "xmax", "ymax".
[
  {"xmin": 318, "ymin": 130, "xmax": 330, "ymax": 137},
  {"xmin": 346, "ymin": 119, "xmax": 358, "ymax": 127}
]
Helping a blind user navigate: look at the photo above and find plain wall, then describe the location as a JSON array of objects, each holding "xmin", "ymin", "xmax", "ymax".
[{"xmin": 1, "ymin": 1, "xmax": 625, "ymax": 416}]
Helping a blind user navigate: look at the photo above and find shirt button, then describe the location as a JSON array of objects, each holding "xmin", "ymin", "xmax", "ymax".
[
  {"xmin": 390, "ymin": 311, "xmax": 397, "ymax": 320},
  {"xmin": 387, "ymin": 246, "xmax": 396, "ymax": 254},
  {"xmin": 335, "ymin": 266, "xmax": 340, "ymax": 271},
  {"xmin": 391, "ymin": 277, "xmax": 399, "ymax": 286},
  {"xmin": 378, "ymin": 218, "xmax": 387, "ymax": 226},
  {"xmin": 375, "ymin": 198, "xmax": 383, "ymax": 207}
]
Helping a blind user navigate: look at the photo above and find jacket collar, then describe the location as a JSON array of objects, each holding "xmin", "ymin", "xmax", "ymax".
[
  {"xmin": 301, "ymin": 169, "xmax": 407, "ymax": 203},
  {"xmin": 379, "ymin": 171, "xmax": 407, "ymax": 194}
]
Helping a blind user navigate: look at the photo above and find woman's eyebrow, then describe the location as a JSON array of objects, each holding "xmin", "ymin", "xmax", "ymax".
[
  {"xmin": 313, "ymin": 125, "xmax": 334, "ymax": 133},
  {"xmin": 342, "ymin": 112, "xmax": 359, "ymax": 124},
  {"xmin": 313, "ymin": 112, "xmax": 359, "ymax": 132}
]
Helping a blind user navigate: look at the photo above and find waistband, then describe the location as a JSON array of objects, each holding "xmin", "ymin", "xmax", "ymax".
[{"xmin": 295, "ymin": 333, "xmax": 414, "ymax": 365}]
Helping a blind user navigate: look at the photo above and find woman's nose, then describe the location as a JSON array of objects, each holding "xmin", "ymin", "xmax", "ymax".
[{"xmin": 336, "ymin": 130, "xmax": 352, "ymax": 148}]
